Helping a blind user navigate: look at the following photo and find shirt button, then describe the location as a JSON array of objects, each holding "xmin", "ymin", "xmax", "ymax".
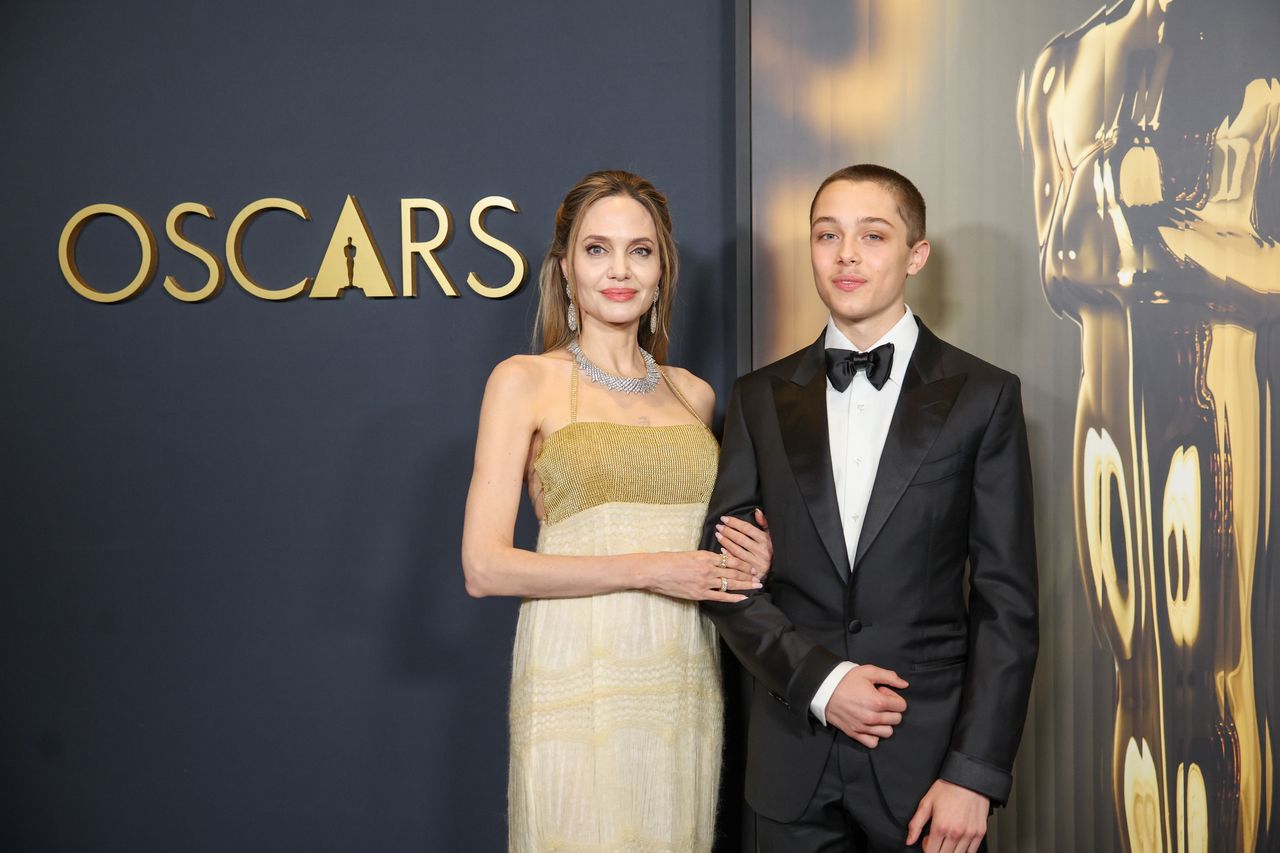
[
  {"xmin": 847, "ymin": 619, "xmax": 863, "ymax": 634},
  {"xmin": 856, "ymin": 403, "xmax": 866, "ymax": 411},
  {"xmin": 855, "ymin": 457, "xmax": 863, "ymax": 465}
]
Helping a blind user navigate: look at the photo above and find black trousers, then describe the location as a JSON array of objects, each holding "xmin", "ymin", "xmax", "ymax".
[{"xmin": 755, "ymin": 735, "xmax": 988, "ymax": 853}]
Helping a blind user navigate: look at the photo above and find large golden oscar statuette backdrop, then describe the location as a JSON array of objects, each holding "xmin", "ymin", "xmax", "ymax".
[
  {"xmin": 57, "ymin": 194, "xmax": 527, "ymax": 303},
  {"xmin": 1020, "ymin": 0, "xmax": 1277, "ymax": 850}
]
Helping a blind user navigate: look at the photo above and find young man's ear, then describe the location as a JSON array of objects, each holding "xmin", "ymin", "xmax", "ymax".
[{"xmin": 907, "ymin": 240, "xmax": 931, "ymax": 275}]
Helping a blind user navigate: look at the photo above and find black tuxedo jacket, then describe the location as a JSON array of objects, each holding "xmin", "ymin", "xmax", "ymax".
[{"xmin": 702, "ymin": 319, "xmax": 1038, "ymax": 825}]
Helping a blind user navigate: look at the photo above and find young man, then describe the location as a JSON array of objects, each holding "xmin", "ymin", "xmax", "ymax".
[{"xmin": 703, "ymin": 165, "xmax": 1038, "ymax": 852}]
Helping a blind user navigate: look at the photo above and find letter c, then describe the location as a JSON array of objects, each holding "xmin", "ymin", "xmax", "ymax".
[{"xmin": 227, "ymin": 198, "xmax": 312, "ymax": 300}]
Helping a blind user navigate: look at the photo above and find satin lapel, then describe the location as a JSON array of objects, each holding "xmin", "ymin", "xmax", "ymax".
[
  {"xmin": 773, "ymin": 338, "xmax": 852, "ymax": 580},
  {"xmin": 853, "ymin": 341, "xmax": 966, "ymax": 570}
]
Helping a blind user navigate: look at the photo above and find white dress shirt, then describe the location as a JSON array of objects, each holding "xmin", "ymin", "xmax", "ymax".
[{"xmin": 809, "ymin": 307, "xmax": 919, "ymax": 724}]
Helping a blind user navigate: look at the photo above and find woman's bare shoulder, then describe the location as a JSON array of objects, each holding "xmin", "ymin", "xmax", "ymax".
[{"xmin": 488, "ymin": 351, "xmax": 571, "ymax": 387}]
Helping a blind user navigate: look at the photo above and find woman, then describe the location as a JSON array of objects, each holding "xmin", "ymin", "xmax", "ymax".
[{"xmin": 461, "ymin": 170, "xmax": 771, "ymax": 852}]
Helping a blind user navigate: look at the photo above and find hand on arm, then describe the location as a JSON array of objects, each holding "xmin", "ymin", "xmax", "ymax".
[
  {"xmin": 906, "ymin": 779, "xmax": 990, "ymax": 853},
  {"xmin": 713, "ymin": 508, "xmax": 773, "ymax": 580}
]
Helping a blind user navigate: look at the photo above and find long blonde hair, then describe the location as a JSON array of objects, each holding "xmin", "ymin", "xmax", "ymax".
[{"xmin": 534, "ymin": 170, "xmax": 679, "ymax": 363}]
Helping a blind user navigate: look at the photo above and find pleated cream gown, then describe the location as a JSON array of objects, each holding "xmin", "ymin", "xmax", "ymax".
[{"xmin": 508, "ymin": 366, "xmax": 723, "ymax": 852}]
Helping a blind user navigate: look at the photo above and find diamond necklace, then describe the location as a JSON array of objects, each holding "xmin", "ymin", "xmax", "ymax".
[{"xmin": 568, "ymin": 339, "xmax": 660, "ymax": 394}]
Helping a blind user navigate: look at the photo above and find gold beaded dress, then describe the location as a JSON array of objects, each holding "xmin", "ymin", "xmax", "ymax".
[{"xmin": 508, "ymin": 365, "xmax": 722, "ymax": 853}]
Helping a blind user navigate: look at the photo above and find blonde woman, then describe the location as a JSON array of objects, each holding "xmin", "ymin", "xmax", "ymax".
[{"xmin": 462, "ymin": 170, "xmax": 771, "ymax": 852}]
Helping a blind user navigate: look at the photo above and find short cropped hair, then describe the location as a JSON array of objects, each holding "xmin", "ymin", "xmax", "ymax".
[{"xmin": 810, "ymin": 164, "xmax": 927, "ymax": 246}]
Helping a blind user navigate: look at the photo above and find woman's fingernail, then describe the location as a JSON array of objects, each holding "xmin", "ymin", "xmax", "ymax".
[
  {"xmin": 720, "ymin": 516, "xmax": 729, "ymax": 523},
  {"xmin": 715, "ymin": 523, "xmax": 724, "ymax": 531},
  {"xmin": 753, "ymin": 582, "xmax": 763, "ymax": 588}
]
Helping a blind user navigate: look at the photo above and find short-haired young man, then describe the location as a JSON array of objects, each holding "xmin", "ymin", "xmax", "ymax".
[{"xmin": 704, "ymin": 164, "xmax": 1038, "ymax": 852}]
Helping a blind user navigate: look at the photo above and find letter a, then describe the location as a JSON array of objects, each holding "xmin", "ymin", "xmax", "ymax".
[{"xmin": 311, "ymin": 195, "xmax": 397, "ymax": 298}]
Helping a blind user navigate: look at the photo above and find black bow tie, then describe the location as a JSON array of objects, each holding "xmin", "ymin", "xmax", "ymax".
[{"xmin": 824, "ymin": 343, "xmax": 894, "ymax": 392}]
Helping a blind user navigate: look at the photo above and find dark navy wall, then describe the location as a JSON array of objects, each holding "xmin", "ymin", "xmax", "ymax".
[{"xmin": 0, "ymin": 2, "xmax": 738, "ymax": 850}]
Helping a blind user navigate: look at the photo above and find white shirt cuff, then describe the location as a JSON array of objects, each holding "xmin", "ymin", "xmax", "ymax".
[{"xmin": 809, "ymin": 661, "xmax": 858, "ymax": 725}]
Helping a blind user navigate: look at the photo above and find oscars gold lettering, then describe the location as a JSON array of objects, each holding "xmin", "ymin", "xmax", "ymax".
[{"xmin": 58, "ymin": 194, "xmax": 528, "ymax": 303}]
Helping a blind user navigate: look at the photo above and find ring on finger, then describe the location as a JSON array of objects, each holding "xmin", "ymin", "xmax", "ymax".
[
  {"xmin": 720, "ymin": 577, "xmax": 728, "ymax": 593},
  {"xmin": 717, "ymin": 551, "xmax": 728, "ymax": 569}
]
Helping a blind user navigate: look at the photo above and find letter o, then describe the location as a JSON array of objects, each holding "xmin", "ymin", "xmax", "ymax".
[{"xmin": 58, "ymin": 204, "xmax": 157, "ymax": 303}]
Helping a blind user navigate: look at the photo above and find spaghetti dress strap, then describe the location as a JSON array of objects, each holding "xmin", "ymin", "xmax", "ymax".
[
  {"xmin": 569, "ymin": 362, "xmax": 579, "ymax": 424},
  {"xmin": 659, "ymin": 367, "xmax": 708, "ymax": 429}
]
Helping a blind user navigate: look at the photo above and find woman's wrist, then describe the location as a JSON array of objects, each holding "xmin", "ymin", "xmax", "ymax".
[{"xmin": 630, "ymin": 552, "xmax": 660, "ymax": 593}]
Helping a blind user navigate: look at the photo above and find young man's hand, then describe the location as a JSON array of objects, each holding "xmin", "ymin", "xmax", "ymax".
[
  {"xmin": 905, "ymin": 779, "xmax": 990, "ymax": 853},
  {"xmin": 823, "ymin": 665, "xmax": 907, "ymax": 748}
]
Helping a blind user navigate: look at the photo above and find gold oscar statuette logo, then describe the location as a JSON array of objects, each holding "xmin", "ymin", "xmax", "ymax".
[{"xmin": 56, "ymin": 193, "xmax": 528, "ymax": 303}]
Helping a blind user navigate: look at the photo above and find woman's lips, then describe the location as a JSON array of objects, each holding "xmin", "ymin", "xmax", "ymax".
[{"xmin": 601, "ymin": 288, "xmax": 639, "ymax": 301}]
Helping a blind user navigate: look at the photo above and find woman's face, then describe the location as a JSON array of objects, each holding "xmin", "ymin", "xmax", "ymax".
[{"xmin": 561, "ymin": 195, "xmax": 661, "ymax": 332}]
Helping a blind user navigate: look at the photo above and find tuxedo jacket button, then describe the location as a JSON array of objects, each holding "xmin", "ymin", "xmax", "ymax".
[{"xmin": 847, "ymin": 619, "xmax": 863, "ymax": 634}]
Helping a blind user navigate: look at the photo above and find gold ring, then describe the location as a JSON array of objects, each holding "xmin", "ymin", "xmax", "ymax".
[
  {"xmin": 720, "ymin": 577, "xmax": 728, "ymax": 593},
  {"xmin": 717, "ymin": 552, "xmax": 728, "ymax": 569}
]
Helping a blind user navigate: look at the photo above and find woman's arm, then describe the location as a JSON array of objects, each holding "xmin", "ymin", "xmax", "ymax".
[{"xmin": 461, "ymin": 356, "xmax": 757, "ymax": 601}]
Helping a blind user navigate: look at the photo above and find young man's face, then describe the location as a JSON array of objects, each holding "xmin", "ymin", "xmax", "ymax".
[{"xmin": 809, "ymin": 179, "xmax": 929, "ymax": 339}]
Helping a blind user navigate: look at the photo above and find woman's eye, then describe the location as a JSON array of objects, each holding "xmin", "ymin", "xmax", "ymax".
[
  {"xmin": 632, "ymin": 246, "xmax": 652, "ymax": 257},
  {"xmin": 586, "ymin": 244, "xmax": 605, "ymax": 255}
]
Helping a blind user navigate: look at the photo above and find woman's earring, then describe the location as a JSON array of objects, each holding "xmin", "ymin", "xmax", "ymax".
[
  {"xmin": 648, "ymin": 287, "xmax": 659, "ymax": 336},
  {"xmin": 565, "ymin": 282, "xmax": 578, "ymax": 333}
]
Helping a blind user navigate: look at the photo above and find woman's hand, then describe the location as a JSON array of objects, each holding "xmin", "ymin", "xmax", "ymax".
[
  {"xmin": 643, "ymin": 550, "xmax": 762, "ymax": 603},
  {"xmin": 713, "ymin": 509, "xmax": 774, "ymax": 580}
]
